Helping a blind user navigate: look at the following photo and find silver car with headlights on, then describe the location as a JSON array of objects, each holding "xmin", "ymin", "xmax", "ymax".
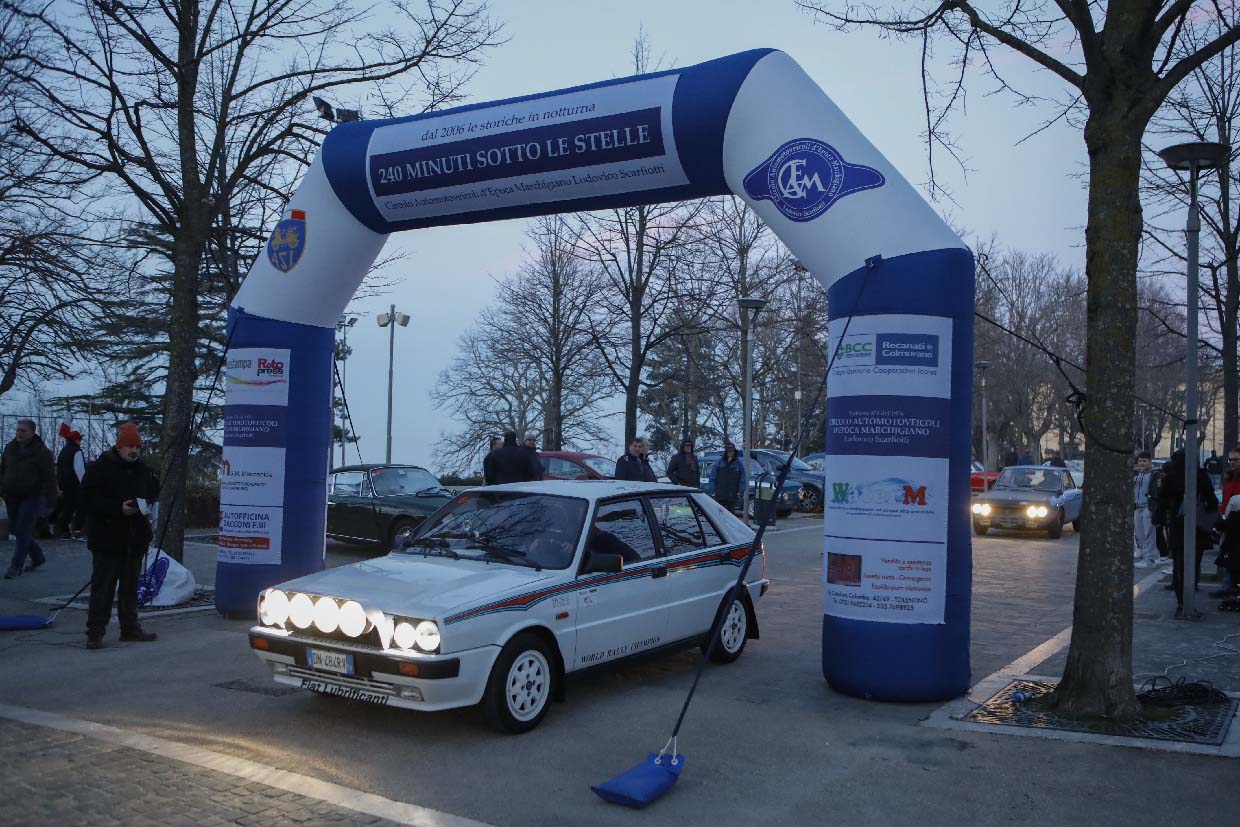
[
  {"xmin": 970, "ymin": 465, "xmax": 1083, "ymax": 538},
  {"xmin": 249, "ymin": 481, "xmax": 767, "ymax": 733}
]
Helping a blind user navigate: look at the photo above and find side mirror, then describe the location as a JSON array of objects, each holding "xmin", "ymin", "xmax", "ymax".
[{"xmin": 581, "ymin": 551, "xmax": 623, "ymax": 574}]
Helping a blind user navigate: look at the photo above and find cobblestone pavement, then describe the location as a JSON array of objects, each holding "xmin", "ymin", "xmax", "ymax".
[{"xmin": 0, "ymin": 718, "xmax": 409, "ymax": 827}]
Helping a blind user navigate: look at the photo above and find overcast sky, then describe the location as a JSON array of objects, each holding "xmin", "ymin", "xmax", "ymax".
[{"xmin": 6, "ymin": 1, "xmax": 1094, "ymax": 472}]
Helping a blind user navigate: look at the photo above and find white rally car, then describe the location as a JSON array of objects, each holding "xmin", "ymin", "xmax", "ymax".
[{"xmin": 249, "ymin": 481, "xmax": 767, "ymax": 732}]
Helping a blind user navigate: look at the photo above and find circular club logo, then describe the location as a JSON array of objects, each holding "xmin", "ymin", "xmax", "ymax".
[{"xmin": 743, "ymin": 139, "xmax": 884, "ymax": 223}]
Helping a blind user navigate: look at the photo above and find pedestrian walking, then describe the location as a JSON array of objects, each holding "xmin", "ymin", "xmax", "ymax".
[
  {"xmin": 1133, "ymin": 452, "xmax": 1158, "ymax": 569},
  {"xmin": 80, "ymin": 422, "xmax": 160, "ymax": 649},
  {"xmin": 615, "ymin": 437, "xmax": 656, "ymax": 482},
  {"xmin": 1, "ymin": 419, "xmax": 58, "ymax": 578},
  {"xmin": 1211, "ymin": 447, "xmax": 1240, "ymax": 597},
  {"xmin": 1155, "ymin": 449, "xmax": 1218, "ymax": 618},
  {"xmin": 489, "ymin": 432, "xmax": 541, "ymax": 485},
  {"xmin": 709, "ymin": 444, "xmax": 748, "ymax": 513},
  {"xmin": 665, "ymin": 438, "xmax": 701, "ymax": 487},
  {"xmin": 482, "ymin": 436, "xmax": 501, "ymax": 485},
  {"xmin": 52, "ymin": 423, "xmax": 85, "ymax": 538},
  {"xmin": 523, "ymin": 431, "xmax": 544, "ymax": 481}
]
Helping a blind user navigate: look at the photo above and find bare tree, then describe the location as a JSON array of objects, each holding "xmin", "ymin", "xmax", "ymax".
[
  {"xmin": 3, "ymin": 0, "xmax": 501, "ymax": 560},
  {"xmin": 799, "ymin": 1, "xmax": 1240, "ymax": 717}
]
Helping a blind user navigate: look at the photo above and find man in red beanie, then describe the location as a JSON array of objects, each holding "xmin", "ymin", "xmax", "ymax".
[{"xmin": 79, "ymin": 422, "xmax": 160, "ymax": 649}]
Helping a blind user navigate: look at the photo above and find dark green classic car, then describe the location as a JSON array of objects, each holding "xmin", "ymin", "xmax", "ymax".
[{"xmin": 327, "ymin": 464, "xmax": 453, "ymax": 548}]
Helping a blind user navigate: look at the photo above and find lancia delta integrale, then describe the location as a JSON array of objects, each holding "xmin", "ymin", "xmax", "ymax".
[
  {"xmin": 249, "ymin": 481, "xmax": 767, "ymax": 733},
  {"xmin": 971, "ymin": 465, "xmax": 1083, "ymax": 538}
]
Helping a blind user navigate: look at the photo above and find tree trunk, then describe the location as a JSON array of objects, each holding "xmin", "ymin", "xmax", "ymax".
[{"xmin": 1050, "ymin": 104, "xmax": 1144, "ymax": 720}]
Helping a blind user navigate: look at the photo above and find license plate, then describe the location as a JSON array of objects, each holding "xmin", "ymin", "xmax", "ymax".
[
  {"xmin": 306, "ymin": 647, "xmax": 354, "ymax": 675},
  {"xmin": 997, "ymin": 518, "xmax": 1021, "ymax": 528}
]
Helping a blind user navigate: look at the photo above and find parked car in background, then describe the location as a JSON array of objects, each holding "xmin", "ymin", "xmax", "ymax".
[
  {"xmin": 250, "ymin": 481, "xmax": 767, "ymax": 732},
  {"xmin": 327, "ymin": 465, "xmax": 453, "ymax": 549},
  {"xmin": 699, "ymin": 452, "xmax": 803, "ymax": 518},
  {"xmin": 970, "ymin": 465, "xmax": 1083, "ymax": 538},
  {"xmin": 538, "ymin": 451, "xmax": 615, "ymax": 480},
  {"xmin": 801, "ymin": 452, "xmax": 825, "ymax": 471},
  {"xmin": 971, "ymin": 461, "xmax": 999, "ymax": 493}
]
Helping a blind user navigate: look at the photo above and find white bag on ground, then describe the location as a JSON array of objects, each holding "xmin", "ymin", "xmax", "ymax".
[{"xmin": 140, "ymin": 547, "xmax": 197, "ymax": 607}]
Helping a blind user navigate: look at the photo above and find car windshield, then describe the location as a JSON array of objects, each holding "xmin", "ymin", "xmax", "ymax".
[
  {"xmin": 370, "ymin": 467, "xmax": 442, "ymax": 496},
  {"xmin": 581, "ymin": 457, "xmax": 615, "ymax": 478},
  {"xmin": 994, "ymin": 468, "xmax": 1063, "ymax": 492},
  {"xmin": 763, "ymin": 451, "xmax": 813, "ymax": 471},
  {"xmin": 403, "ymin": 492, "xmax": 588, "ymax": 570}
]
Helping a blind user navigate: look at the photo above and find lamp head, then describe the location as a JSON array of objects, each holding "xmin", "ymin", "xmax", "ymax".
[
  {"xmin": 1158, "ymin": 142, "xmax": 1230, "ymax": 172},
  {"xmin": 737, "ymin": 296, "xmax": 768, "ymax": 314},
  {"xmin": 976, "ymin": 360, "xmax": 992, "ymax": 371},
  {"xmin": 377, "ymin": 312, "xmax": 391, "ymax": 327}
]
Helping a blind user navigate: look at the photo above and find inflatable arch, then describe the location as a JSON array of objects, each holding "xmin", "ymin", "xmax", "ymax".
[{"xmin": 218, "ymin": 48, "xmax": 974, "ymax": 701}]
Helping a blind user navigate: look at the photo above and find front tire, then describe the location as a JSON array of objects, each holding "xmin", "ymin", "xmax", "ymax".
[
  {"xmin": 704, "ymin": 595, "xmax": 749, "ymax": 664},
  {"xmin": 389, "ymin": 518, "xmax": 417, "ymax": 550},
  {"xmin": 798, "ymin": 486, "xmax": 822, "ymax": 512},
  {"xmin": 1047, "ymin": 510, "xmax": 1064, "ymax": 539},
  {"xmin": 481, "ymin": 633, "xmax": 554, "ymax": 733}
]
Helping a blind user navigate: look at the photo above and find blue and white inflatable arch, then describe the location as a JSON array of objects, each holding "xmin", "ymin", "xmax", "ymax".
[{"xmin": 219, "ymin": 48, "xmax": 974, "ymax": 702}]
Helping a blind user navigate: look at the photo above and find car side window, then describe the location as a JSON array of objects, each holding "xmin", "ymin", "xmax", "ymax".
[
  {"xmin": 692, "ymin": 500, "xmax": 724, "ymax": 546},
  {"xmin": 331, "ymin": 471, "xmax": 367, "ymax": 497},
  {"xmin": 546, "ymin": 458, "xmax": 581, "ymax": 479},
  {"xmin": 648, "ymin": 496, "xmax": 707, "ymax": 554},
  {"xmin": 1064, "ymin": 472, "xmax": 1076, "ymax": 490},
  {"xmin": 589, "ymin": 499, "xmax": 657, "ymax": 563}
]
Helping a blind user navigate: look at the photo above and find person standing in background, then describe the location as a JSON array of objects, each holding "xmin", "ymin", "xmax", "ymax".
[
  {"xmin": 1, "ymin": 419, "xmax": 58, "ymax": 579},
  {"xmin": 665, "ymin": 438, "xmax": 701, "ymax": 487},
  {"xmin": 53, "ymin": 423, "xmax": 86, "ymax": 538},
  {"xmin": 1132, "ymin": 452, "xmax": 1157, "ymax": 569}
]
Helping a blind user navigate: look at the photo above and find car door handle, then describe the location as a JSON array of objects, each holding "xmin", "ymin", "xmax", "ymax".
[{"xmin": 651, "ymin": 567, "xmax": 668, "ymax": 579}]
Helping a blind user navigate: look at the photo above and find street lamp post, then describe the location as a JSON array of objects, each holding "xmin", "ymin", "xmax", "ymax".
[
  {"xmin": 376, "ymin": 304, "xmax": 410, "ymax": 464},
  {"xmin": 1158, "ymin": 140, "xmax": 1229, "ymax": 620},
  {"xmin": 335, "ymin": 315, "xmax": 358, "ymax": 467},
  {"xmin": 738, "ymin": 296, "xmax": 768, "ymax": 525},
  {"xmin": 976, "ymin": 360, "xmax": 992, "ymax": 476}
]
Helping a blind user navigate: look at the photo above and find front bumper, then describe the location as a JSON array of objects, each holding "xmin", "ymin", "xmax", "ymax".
[
  {"xmin": 249, "ymin": 627, "xmax": 498, "ymax": 711},
  {"xmin": 972, "ymin": 506, "xmax": 1057, "ymax": 530}
]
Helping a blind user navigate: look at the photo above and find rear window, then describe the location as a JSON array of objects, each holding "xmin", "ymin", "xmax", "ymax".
[{"xmin": 693, "ymin": 494, "xmax": 753, "ymax": 545}]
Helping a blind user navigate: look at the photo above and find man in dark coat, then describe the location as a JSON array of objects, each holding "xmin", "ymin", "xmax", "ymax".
[
  {"xmin": 665, "ymin": 438, "xmax": 701, "ymax": 487},
  {"xmin": 615, "ymin": 437, "xmax": 656, "ymax": 482},
  {"xmin": 1, "ymin": 419, "xmax": 58, "ymax": 578},
  {"xmin": 523, "ymin": 431, "xmax": 545, "ymax": 481},
  {"xmin": 482, "ymin": 436, "xmax": 501, "ymax": 485},
  {"xmin": 53, "ymin": 423, "xmax": 85, "ymax": 538},
  {"xmin": 490, "ymin": 432, "xmax": 541, "ymax": 485},
  {"xmin": 80, "ymin": 422, "xmax": 160, "ymax": 649}
]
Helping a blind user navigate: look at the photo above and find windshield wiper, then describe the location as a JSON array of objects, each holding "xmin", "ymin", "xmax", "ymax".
[
  {"xmin": 476, "ymin": 543, "xmax": 541, "ymax": 571},
  {"xmin": 402, "ymin": 537, "xmax": 460, "ymax": 559},
  {"xmin": 415, "ymin": 486, "xmax": 450, "ymax": 496}
]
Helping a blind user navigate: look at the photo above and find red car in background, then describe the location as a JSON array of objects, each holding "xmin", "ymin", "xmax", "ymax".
[
  {"xmin": 538, "ymin": 450, "xmax": 616, "ymax": 480},
  {"xmin": 972, "ymin": 461, "xmax": 999, "ymax": 493}
]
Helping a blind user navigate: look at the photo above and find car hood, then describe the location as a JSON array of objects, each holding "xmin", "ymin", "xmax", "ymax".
[
  {"xmin": 275, "ymin": 554, "xmax": 557, "ymax": 620},
  {"xmin": 980, "ymin": 488, "xmax": 1060, "ymax": 505}
]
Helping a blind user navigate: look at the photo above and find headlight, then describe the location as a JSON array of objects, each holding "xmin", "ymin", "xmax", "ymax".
[
  {"xmin": 393, "ymin": 621, "xmax": 417, "ymax": 650},
  {"xmin": 415, "ymin": 621, "xmax": 440, "ymax": 652},
  {"xmin": 1026, "ymin": 505, "xmax": 1048, "ymax": 518},
  {"xmin": 288, "ymin": 592, "xmax": 314, "ymax": 629},
  {"xmin": 313, "ymin": 596, "xmax": 340, "ymax": 634},
  {"xmin": 972, "ymin": 503, "xmax": 991, "ymax": 516},
  {"xmin": 260, "ymin": 589, "xmax": 289, "ymax": 626},
  {"xmin": 339, "ymin": 601, "xmax": 367, "ymax": 638}
]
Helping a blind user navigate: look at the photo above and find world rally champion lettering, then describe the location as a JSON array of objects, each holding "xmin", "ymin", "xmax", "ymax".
[
  {"xmin": 370, "ymin": 108, "xmax": 666, "ymax": 197},
  {"xmin": 743, "ymin": 138, "xmax": 885, "ymax": 223}
]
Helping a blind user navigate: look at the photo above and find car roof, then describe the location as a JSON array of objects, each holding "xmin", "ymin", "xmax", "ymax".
[
  {"xmin": 1003, "ymin": 465, "xmax": 1066, "ymax": 471},
  {"xmin": 537, "ymin": 451, "xmax": 609, "ymax": 461},
  {"xmin": 467, "ymin": 480, "xmax": 699, "ymax": 501},
  {"xmin": 330, "ymin": 463, "xmax": 432, "ymax": 474}
]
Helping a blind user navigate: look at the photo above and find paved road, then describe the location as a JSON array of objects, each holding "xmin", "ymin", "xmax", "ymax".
[{"xmin": 1, "ymin": 523, "xmax": 1236, "ymax": 826}]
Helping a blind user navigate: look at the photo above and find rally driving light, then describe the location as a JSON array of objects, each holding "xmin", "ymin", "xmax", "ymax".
[
  {"xmin": 260, "ymin": 589, "xmax": 289, "ymax": 627},
  {"xmin": 1026, "ymin": 505, "xmax": 1049, "ymax": 518},
  {"xmin": 313, "ymin": 596, "xmax": 340, "ymax": 634},
  {"xmin": 393, "ymin": 621, "xmax": 417, "ymax": 650},
  {"xmin": 339, "ymin": 600, "xmax": 367, "ymax": 638},
  {"xmin": 414, "ymin": 621, "xmax": 441, "ymax": 652},
  {"xmin": 971, "ymin": 503, "xmax": 991, "ymax": 516},
  {"xmin": 288, "ymin": 592, "xmax": 315, "ymax": 629}
]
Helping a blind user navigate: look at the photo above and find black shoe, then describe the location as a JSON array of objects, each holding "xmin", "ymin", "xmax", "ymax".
[
  {"xmin": 3, "ymin": 569, "xmax": 19, "ymax": 580},
  {"xmin": 24, "ymin": 560, "xmax": 45, "ymax": 573},
  {"xmin": 119, "ymin": 630, "xmax": 157, "ymax": 642},
  {"xmin": 86, "ymin": 637, "xmax": 104, "ymax": 650}
]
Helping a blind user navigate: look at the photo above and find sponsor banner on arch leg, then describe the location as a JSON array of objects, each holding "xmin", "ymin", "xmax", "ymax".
[
  {"xmin": 825, "ymin": 455, "xmax": 948, "ymax": 544},
  {"xmin": 824, "ymin": 537, "xmax": 946, "ymax": 624},
  {"xmin": 218, "ymin": 506, "xmax": 284, "ymax": 565},
  {"xmin": 828, "ymin": 314, "xmax": 952, "ymax": 398}
]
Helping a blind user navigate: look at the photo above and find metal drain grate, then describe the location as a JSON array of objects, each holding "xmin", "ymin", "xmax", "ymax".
[
  {"xmin": 963, "ymin": 679, "xmax": 1238, "ymax": 745},
  {"xmin": 214, "ymin": 679, "xmax": 301, "ymax": 697}
]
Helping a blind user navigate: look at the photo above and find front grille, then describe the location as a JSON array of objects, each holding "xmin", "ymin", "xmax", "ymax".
[
  {"xmin": 286, "ymin": 629, "xmax": 383, "ymax": 652},
  {"xmin": 287, "ymin": 666, "xmax": 398, "ymax": 695}
]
